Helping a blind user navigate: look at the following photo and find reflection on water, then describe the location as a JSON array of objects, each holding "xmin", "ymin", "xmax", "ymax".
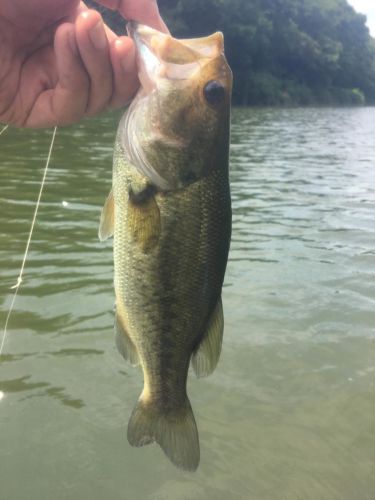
[{"xmin": 0, "ymin": 108, "xmax": 374, "ymax": 499}]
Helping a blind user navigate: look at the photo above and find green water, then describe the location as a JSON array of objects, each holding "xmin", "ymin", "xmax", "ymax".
[{"xmin": 0, "ymin": 108, "xmax": 374, "ymax": 500}]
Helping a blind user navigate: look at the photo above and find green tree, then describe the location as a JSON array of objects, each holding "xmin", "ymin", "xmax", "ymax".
[{"xmin": 87, "ymin": 0, "xmax": 375, "ymax": 105}]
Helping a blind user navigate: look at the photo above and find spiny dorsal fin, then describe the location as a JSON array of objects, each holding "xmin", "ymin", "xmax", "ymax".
[
  {"xmin": 99, "ymin": 189, "xmax": 114, "ymax": 241},
  {"xmin": 115, "ymin": 311, "xmax": 140, "ymax": 367},
  {"xmin": 192, "ymin": 298, "xmax": 224, "ymax": 378}
]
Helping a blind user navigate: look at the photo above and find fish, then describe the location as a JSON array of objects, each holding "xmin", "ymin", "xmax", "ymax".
[{"xmin": 99, "ymin": 21, "xmax": 232, "ymax": 471}]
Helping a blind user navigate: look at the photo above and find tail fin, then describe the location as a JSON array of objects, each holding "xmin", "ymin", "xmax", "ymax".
[{"xmin": 127, "ymin": 395, "xmax": 200, "ymax": 472}]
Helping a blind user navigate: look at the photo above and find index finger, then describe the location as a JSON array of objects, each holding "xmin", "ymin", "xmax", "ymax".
[{"xmin": 95, "ymin": 0, "xmax": 168, "ymax": 32}]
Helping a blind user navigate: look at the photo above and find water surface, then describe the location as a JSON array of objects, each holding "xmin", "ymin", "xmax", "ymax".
[{"xmin": 1, "ymin": 108, "xmax": 374, "ymax": 499}]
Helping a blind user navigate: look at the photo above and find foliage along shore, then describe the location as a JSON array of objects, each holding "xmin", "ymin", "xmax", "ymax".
[{"xmin": 87, "ymin": 0, "xmax": 375, "ymax": 106}]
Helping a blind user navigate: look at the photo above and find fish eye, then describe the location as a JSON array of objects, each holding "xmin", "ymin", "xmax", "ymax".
[{"xmin": 203, "ymin": 80, "xmax": 226, "ymax": 105}]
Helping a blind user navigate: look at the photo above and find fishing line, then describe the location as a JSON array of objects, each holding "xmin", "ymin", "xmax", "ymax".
[
  {"xmin": 0, "ymin": 124, "xmax": 9, "ymax": 136},
  {"xmin": 0, "ymin": 126, "xmax": 58, "ymax": 358}
]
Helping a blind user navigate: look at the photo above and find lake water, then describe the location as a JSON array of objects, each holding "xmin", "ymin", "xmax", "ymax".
[{"xmin": 0, "ymin": 107, "xmax": 374, "ymax": 500}]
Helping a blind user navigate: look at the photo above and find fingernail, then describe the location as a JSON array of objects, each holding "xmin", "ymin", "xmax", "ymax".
[{"xmin": 89, "ymin": 21, "xmax": 107, "ymax": 50}]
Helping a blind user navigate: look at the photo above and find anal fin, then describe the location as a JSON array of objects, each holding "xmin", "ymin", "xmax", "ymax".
[
  {"xmin": 192, "ymin": 297, "xmax": 224, "ymax": 378},
  {"xmin": 115, "ymin": 311, "xmax": 139, "ymax": 367}
]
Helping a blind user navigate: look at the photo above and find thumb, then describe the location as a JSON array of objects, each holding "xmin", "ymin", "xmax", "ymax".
[{"xmin": 94, "ymin": 0, "xmax": 169, "ymax": 33}]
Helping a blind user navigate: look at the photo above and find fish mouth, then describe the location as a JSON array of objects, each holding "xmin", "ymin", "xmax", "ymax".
[
  {"xmin": 127, "ymin": 22, "xmax": 159, "ymax": 93},
  {"xmin": 127, "ymin": 22, "xmax": 224, "ymax": 92},
  {"xmin": 126, "ymin": 21, "xmax": 146, "ymax": 40},
  {"xmin": 127, "ymin": 22, "xmax": 173, "ymax": 94},
  {"xmin": 127, "ymin": 21, "xmax": 224, "ymax": 60},
  {"xmin": 127, "ymin": 21, "xmax": 197, "ymax": 64}
]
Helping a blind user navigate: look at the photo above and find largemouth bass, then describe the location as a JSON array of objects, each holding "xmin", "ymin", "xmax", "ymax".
[{"xmin": 99, "ymin": 22, "xmax": 232, "ymax": 471}]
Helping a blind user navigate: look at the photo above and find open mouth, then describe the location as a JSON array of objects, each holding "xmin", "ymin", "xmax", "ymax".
[
  {"xmin": 127, "ymin": 22, "xmax": 162, "ymax": 93},
  {"xmin": 127, "ymin": 22, "xmax": 220, "ymax": 90}
]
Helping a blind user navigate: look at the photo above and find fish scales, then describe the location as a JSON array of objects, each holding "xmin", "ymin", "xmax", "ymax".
[{"xmin": 114, "ymin": 144, "xmax": 230, "ymax": 398}]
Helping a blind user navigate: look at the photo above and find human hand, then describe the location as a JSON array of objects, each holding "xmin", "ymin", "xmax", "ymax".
[
  {"xmin": 97, "ymin": 0, "xmax": 168, "ymax": 32},
  {"xmin": 0, "ymin": 0, "xmax": 165, "ymax": 128}
]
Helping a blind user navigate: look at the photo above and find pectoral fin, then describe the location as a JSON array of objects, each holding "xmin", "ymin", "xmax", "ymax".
[
  {"xmin": 99, "ymin": 189, "xmax": 114, "ymax": 241},
  {"xmin": 192, "ymin": 298, "xmax": 224, "ymax": 378},
  {"xmin": 115, "ymin": 312, "xmax": 139, "ymax": 367},
  {"xmin": 127, "ymin": 183, "xmax": 160, "ymax": 253}
]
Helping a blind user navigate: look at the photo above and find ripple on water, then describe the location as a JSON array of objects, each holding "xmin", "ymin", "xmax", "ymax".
[{"xmin": 1, "ymin": 108, "xmax": 375, "ymax": 499}]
